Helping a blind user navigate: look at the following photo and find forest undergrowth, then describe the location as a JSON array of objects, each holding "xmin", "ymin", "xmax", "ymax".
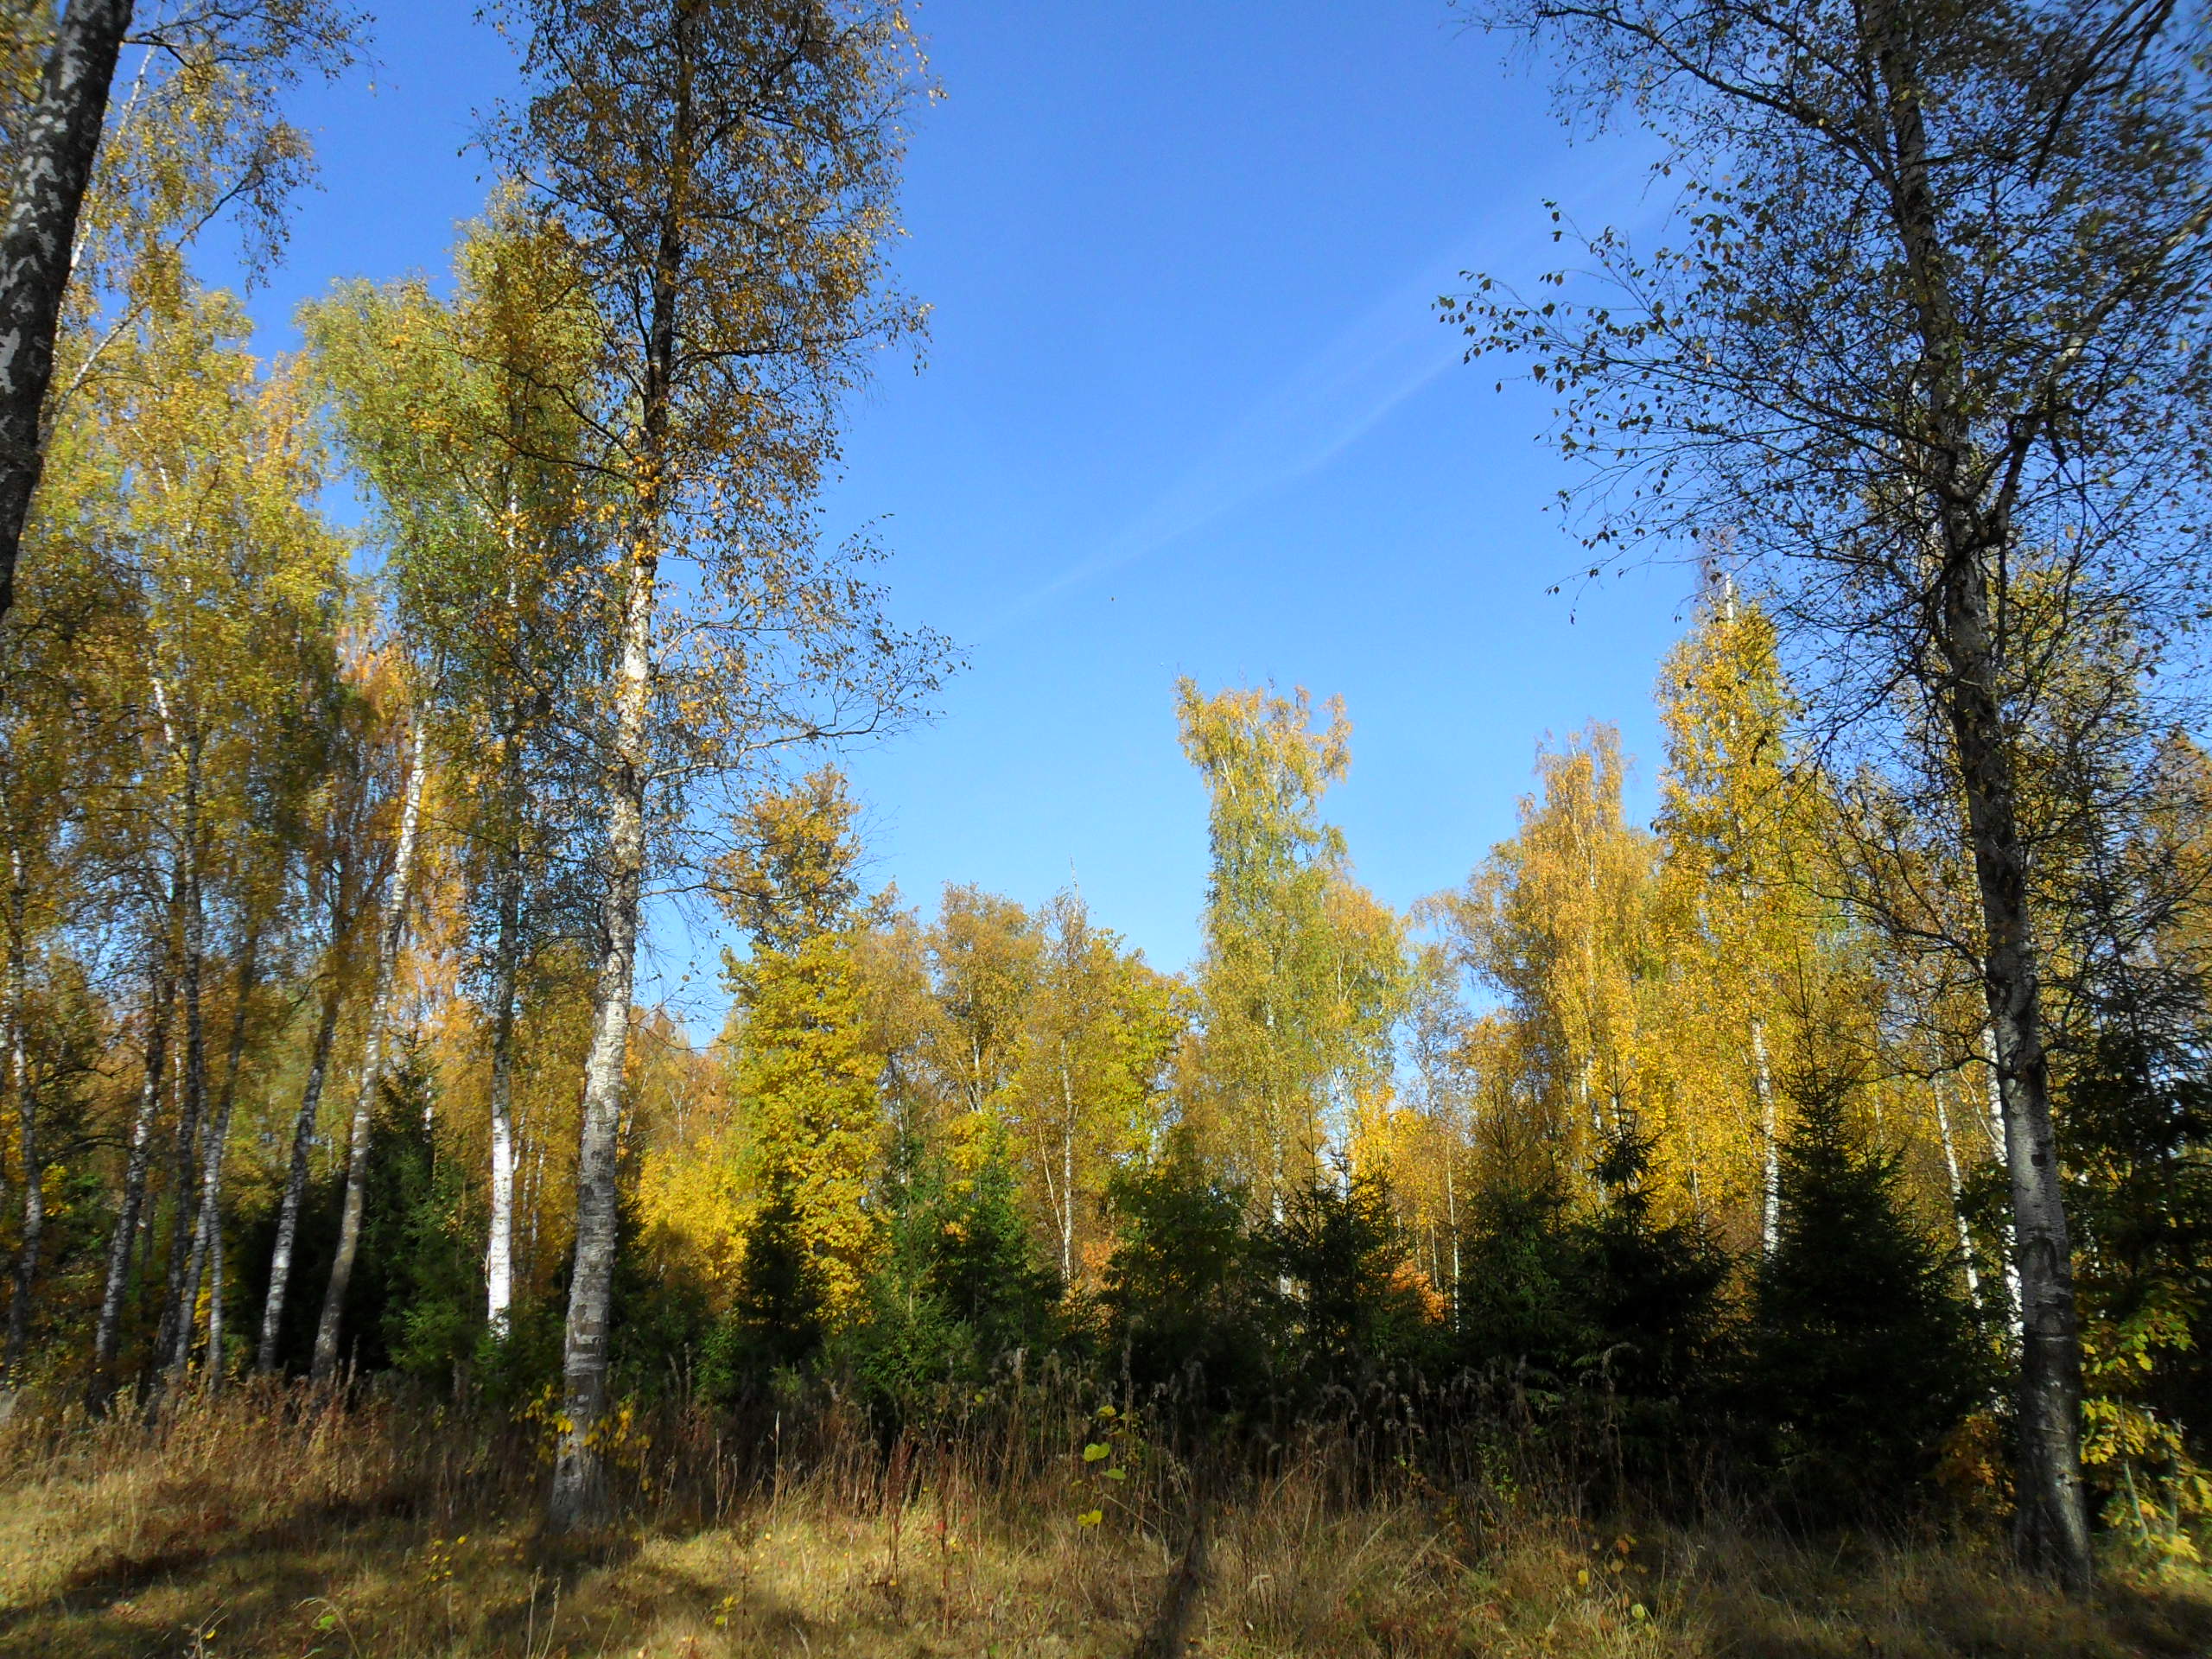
[{"xmin": 0, "ymin": 1388, "xmax": 2206, "ymax": 1659}]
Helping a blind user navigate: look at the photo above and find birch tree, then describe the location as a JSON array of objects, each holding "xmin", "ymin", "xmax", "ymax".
[
  {"xmin": 493, "ymin": 0, "xmax": 945, "ymax": 1528},
  {"xmin": 254, "ymin": 675, "xmax": 378, "ymax": 1374},
  {"xmin": 0, "ymin": 0, "xmax": 360, "ymax": 639},
  {"xmin": 925, "ymin": 886, "xmax": 1039, "ymax": 1147},
  {"xmin": 303, "ymin": 196, "xmax": 607, "ymax": 1343},
  {"xmin": 1178, "ymin": 680, "xmax": 1408, "ymax": 1210},
  {"xmin": 0, "ymin": 0, "xmax": 136, "ymax": 628},
  {"xmin": 1009, "ymin": 890, "xmax": 1183, "ymax": 1285},
  {"xmin": 308, "ymin": 709, "xmax": 423, "ymax": 1382},
  {"xmin": 1652, "ymin": 582, "xmax": 1832, "ymax": 1253},
  {"xmin": 1438, "ymin": 724, "xmax": 1654, "ymax": 1185},
  {"xmin": 1452, "ymin": 0, "xmax": 2212, "ymax": 1585},
  {"xmin": 43, "ymin": 291, "xmax": 341, "ymax": 1408}
]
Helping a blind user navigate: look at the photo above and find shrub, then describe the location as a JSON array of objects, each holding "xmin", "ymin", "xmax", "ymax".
[{"xmin": 1738, "ymin": 1068, "xmax": 1985, "ymax": 1514}]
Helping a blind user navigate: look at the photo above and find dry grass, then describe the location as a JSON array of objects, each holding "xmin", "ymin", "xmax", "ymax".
[{"xmin": 0, "ymin": 1390, "xmax": 2204, "ymax": 1658}]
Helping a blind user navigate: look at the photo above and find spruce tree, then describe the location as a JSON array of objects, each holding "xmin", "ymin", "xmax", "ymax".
[
  {"xmin": 1742, "ymin": 1069, "xmax": 1983, "ymax": 1512},
  {"xmin": 1577, "ymin": 1128, "xmax": 1727, "ymax": 1413}
]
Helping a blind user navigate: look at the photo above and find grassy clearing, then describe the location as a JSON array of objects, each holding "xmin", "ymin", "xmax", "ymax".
[{"xmin": 0, "ymin": 1392, "xmax": 2205, "ymax": 1658}]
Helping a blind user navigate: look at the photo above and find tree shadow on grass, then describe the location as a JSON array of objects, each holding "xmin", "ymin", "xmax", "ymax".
[{"xmin": 0, "ymin": 1489, "xmax": 665, "ymax": 1659}]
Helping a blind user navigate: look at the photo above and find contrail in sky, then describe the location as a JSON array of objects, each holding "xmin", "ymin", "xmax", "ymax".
[{"xmin": 980, "ymin": 148, "xmax": 1655, "ymax": 637}]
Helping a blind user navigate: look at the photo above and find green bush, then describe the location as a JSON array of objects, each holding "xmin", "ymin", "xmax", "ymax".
[
  {"xmin": 1738, "ymin": 1071, "xmax": 1985, "ymax": 1514},
  {"xmin": 1101, "ymin": 1147, "xmax": 1271, "ymax": 1412}
]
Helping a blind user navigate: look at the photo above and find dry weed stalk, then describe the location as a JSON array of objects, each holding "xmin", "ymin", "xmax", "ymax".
[{"xmin": 0, "ymin": 1383, "xmax": 2201, "ymax": 1657}]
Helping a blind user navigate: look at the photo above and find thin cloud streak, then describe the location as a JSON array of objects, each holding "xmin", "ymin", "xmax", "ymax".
[{"xmin": 977, "ymin": 149, "xmax": 1649, "ymax": 638}]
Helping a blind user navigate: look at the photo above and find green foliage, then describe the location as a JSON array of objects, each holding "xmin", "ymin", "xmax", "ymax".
[
  {"xmin": 828, "ymin": 1147, "xmax": 1063, "ymax": 1415},
  {"xmin": 1178, "ymin": 680, "xmax": 1408, "ymax": 1204},
  {"xmin": 1447, "ymin": 1132, "xmax": 1726, "ymax": 1450},
  {"xmin": 240, "ymin": 1036, "xmax": 484, "ymax": 1385},
  {"xmin": 1738, "ymin": 1072, "xmax": 1986, "ymax": 1514},
  {"xmin": 717, "ymin": 770, "xmax": 882, "ymax": 1322},
  {"xmin": 1268, "ymin": 1170, "xmax": 1440, "ymax": 1398},
  {"xmin": 606, "ymin": 1190, "xmax": 715, "ymax": 1408},
  {"xmin": 370, "ymin": 1039, "xmax": 483, "ymax": 1389},
  {"xmin": 1575, "ymin": 1129, "xmax": 1730, "ymax": 1409},
  {"xmin": 1101, "ymin": 1146, "xmax": 1271, "ymax": 1410},
  {"xmin": 2062, "ymin": 1006, "xmax": 2212, "ymax": 1560},
  {"xmin": 1452, "ymin": 1178, "xmax": 1592, "ymax": 1386},
  {"xmin": 708, "ymin": 1179, "xmax": 829, "ymax": 1389}
]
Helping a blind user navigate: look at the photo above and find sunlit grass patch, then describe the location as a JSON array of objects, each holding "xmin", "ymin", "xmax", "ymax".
[{"xmin": 0, "ymin": 1392, "xmax": 2204, "ymax": 1658}]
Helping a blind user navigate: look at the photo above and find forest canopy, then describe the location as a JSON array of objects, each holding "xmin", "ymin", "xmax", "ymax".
[{"xmin": 0, "ymin": 3, "xmax": 2209, "ymax": 1650}]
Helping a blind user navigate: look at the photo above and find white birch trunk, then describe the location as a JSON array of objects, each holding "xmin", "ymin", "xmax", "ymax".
[
  {"xmin": 486, "ymin": 1006, "xmax": 518, "ymax": 1337},
  {"xmin": 1751, "ymin": 1014, "xmax": 1779, "ymax": 1255},
  {"xmin": 204, "ymin": 1205, "xmax": 225, "ymax": 1395},
  {"xmin": 1981, "ymin": 1028, "xmax": 2027, "ymax": 1346},
  {"xmin": 164, "ymin": 927, "xmax": 256, "ymax": 1395},
  {"xmin": 1932, "ymin": 1074, "xmax": 1982, "ymax": 1314},
  {"xmin": 2, "ymin": 851, "xmax": 35, "ymax": 1382},
  {"xmin": 1873, "ymin": 26, "xmax": 2092, "ymax": 1574},
  {"xmin": 548, "ymin": 525, "xmax": 656, "ymax": 1530},
  {"xmin": 257, "ymin": 963, "xmax": 341, "ymax": 1372},
  {"xmin": 154, "ymin": 737, "xmax": 208, "ymax": 1380},
  {"xmin": 1052, "ymin": 1043, "xmax": 1077, "ymax": 1284},
  {"xmin": 484, "ymin": 748, "xmax": 524, "ymax": 1337},
  {"xmin": 90, "ymin": 928, "xmax": 173, "ymax": 1410},
  {"xmin": 311, "ymin": 718, "xmax": 428, "ymax": 1382}
]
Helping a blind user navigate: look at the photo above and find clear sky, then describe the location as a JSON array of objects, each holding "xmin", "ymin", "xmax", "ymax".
[{"xmin": 222, "ymin": 0, "xmax": 1693, "ymax": 1025}]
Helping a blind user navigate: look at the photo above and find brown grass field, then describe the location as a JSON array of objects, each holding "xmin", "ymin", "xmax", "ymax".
[{"xmin": 0, "ymin": 1389, "xmax": 2207, "ymax": 1658}]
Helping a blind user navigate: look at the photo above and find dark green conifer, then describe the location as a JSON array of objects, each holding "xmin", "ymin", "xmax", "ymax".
[{"xmin": 1742, "ymin": 1066, "xmax": 1984, "ymax": 1511}]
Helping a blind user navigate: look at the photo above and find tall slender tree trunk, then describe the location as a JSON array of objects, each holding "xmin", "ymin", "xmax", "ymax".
[
  {"xmin": 204, "ymin": 1205, "xmax": 225, "ymax": 1395},
  {"xmin": 1445, "ymin": 1147, "xmax": 1459, "ymax": 1329},
  {"xmin": 524, "ymin": 1116, "xmax": 545, "ymax": 1280},
  {"xmin": 2, "ymin": 850, "xmax": 36, "ymax": 1382},
  {"xmin": 1976, "ymin": 1027, "xmax": 2007, "ymax": 1159},
  {"xmin": 312, "ymin": 718, "xmax": 428, "ymax": 1382},
  {"xmin": 548, "ymin": 36, "xmax": 691, "ymax": 1517},
  {"xmin": 1943, "ymin": 613, "xmax": 2088, "ymax": 1583},
  {"xmin": 549, "ymin": 523, "xmax": 658, "ymax": 1530},
  {"xmin": 257, "ymin": 964, "xmax": 341, "ymax": 1373},
  {"xmin": 1876, "ymin": 16, "xmax": 2092, "ymax": 1585},
  {"xmin": 1974, "ymin": 1027, "xmax": 2026, "ymax": 1339},
  {"xmin": 485, "ymin": 714, "xmax": 526, "ymax": 1338},
  {"xmin": 90, "ymin": 938, "xmax": 173, "ymax": 1411},
  {"xmin": 0, "ymin": 0, "xmax": 136, "ymax": 632},
  {"xmin": 482, "ymin": 871, "xmax": 519, "ymax": 1336},
  {"xmin": 485, "ymin": 1028, "xmax": 517, "ymax": 1335},
  {"xmin": 164, "ymin": 925, "xmax": 257, "ymax": 1395},
  {"xmin": 152, "ymin": 748, "xmax": 208, "ymax": 1390},
  {"xmin": 1932, "ymin": 1074, "xmax": 1982, "ymax": 1314},
  {"xmin": 1056, "ymin": 1044, "xmax": 1076, "ymax": 1284},
  {"xmin": 1751, "ymin": 1014, "xmax": 1778, "ymax": 1255}
]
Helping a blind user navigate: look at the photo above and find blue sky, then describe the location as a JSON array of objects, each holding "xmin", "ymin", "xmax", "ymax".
[{"xmin": 226, "ymin": 1, "xmax": 1692, "ymax": 1025}]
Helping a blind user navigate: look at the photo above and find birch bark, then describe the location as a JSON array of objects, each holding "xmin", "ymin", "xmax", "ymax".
[
  {"xmin": 152, "ymin": 737, "xmax": 208, "ymax": 1382},
  {"xmin": 548, "ymin": 519, "xmax": 655, "ymax": 1528},
  {"xmin": 1932, "ymin": 1074, "xmax": 1982, "ymax": 1315},
  {"xmin": 1874, "ymin": 18, "xmax": 2091, "ymax": 1580},
  {"xmin": 545, "ymin": 2, "xmax": 695, "ymax": 1522},
  {"xmin": 163, "ymin": 926, "xmax": 256, "ymax": 1394},
  {"xmin": 89, "ymin": 927, "xmax": 173, "ymax": 1410},
  {"xmin": 311, "ymin": 717, "xmax": 427, "ymax": 1382},
  {"xmin": 0, "ymin": 0, "xmax": 136, "ymax": 630},
  {"xmin": 1751, "ymin": 1014, "xmax": 1778, "ymax": 1255},
  {"xmin": 484, "ymin": 810, "xmax": 522, "ymax": 1337},
  {"xmin": 256, "ymin": 966, "xmax": 340, "ymax": 1372},
  {"xmin": 204, "ymin": 1206, "xmax": 225, "ymax": 1395},
  {"xmin": 1, "ymin": 849, "xmax": 35, "ymax": 1380}
]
